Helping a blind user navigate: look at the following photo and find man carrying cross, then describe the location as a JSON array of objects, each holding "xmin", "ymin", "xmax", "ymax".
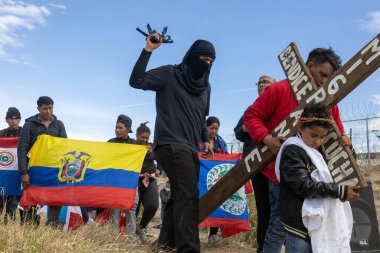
[{"xmin": 244, "ymin": 47, "xmax": 350, "ymax": 253}]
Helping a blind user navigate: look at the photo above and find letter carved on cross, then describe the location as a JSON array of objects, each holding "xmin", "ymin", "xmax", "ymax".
[{"xmin": 199, "ymin": 34, "xmax": 380, "ymax": 223}]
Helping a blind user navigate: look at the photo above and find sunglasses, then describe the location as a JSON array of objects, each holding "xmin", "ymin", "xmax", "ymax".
[{"xmin": 256, "ymin": 80, "xmax": 272, "ymax": 86}]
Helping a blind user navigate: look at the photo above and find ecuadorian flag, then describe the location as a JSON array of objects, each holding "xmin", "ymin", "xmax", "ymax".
[
  {"xmin": 198, "ymin": 153, "xmax": 251, "ymax": 237},
  {"xmin": 20, "ymin": 135, "xmax": 146, "ymax": 210}
]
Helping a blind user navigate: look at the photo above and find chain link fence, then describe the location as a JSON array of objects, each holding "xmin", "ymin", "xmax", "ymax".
[{"xmin": 343, "ymin": 116, "xmax": 380, "ymax": 166}]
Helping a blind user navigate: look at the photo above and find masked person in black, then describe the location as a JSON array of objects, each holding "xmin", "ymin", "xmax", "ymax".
[{"xmin": 130, "ymin": 35, "xmax": 215, "ymax": 252}]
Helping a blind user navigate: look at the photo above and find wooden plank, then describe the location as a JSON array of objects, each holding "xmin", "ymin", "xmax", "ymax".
[
  {"xmin": 322, "ymin": 122, "xmax": 366, "ymax": 186},
  {"xmin": 199, "ymin": 34, "xmax": 380, "ymax": 223},
  {"xmin": 278, "ymin": 42, "xmax": 318, "ymax": 105}
]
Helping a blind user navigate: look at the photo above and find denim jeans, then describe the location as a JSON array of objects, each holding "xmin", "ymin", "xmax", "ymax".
[
  {"xmin": 263, "ymin": 181, "xmax": 286, "ymax": 253},
  {"xmin": 285, "ymin": 234, "xmax": 312, "ymax": 253}
]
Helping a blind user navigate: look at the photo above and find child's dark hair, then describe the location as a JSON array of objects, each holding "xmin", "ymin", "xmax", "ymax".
[
  {"xmin": 306, "ymin": 47, "xmax": 342, "ymax": 72},
  {"xmin": 298, "ymin": 103, "xmax": 333, "ymax": 129},
  {"xmin": 136, "ymin": 121, "xmax": 150, "ymax": 135},
  {"xmin": 206, "ymin": 116, "xmax": 220, "ymax": 127}
]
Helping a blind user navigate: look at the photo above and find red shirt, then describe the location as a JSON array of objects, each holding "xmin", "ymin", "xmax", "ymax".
[{"xmin": 244, "ymin": 79, "xmax": 345, "ymax": 183}]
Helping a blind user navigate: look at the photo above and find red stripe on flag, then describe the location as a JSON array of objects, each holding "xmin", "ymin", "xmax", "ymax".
[
  {"xmin": 0, "ymin": 137, "xmax": 19, "ymax": 148},
  {"xmin": 199, "ymin": 217, "xmax": 251, "ymax": 238},
  {"xmin": 198, "ymin": 152, "xmax": 242, "ymax": 161},
  {"xmin": 20, "ymin": 186, "xmax": 136, "ymax": 210}
]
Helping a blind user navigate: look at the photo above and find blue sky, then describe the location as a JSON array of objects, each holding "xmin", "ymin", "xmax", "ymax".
[{"xmin": 1, "ymin": 0, "xmax": 380, "ymax": 144}]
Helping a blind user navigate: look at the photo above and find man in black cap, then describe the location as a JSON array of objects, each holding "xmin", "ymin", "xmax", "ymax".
[
  {"xmin": 0, "ymin": 107, "xmax": 22, "ymax": 223},
  {"xmin": 130, "ymin": 34, "xmax": 215, "ymax": 252},
  {"xmin": 106, "ymin": 114, "xmax": 140, "ymax": 242},
  {"xmin": 107, "ymin": 114, "xmax": 135, "ymax": 144},
  {"xmin": 18, "ymin": 96, "xmax": 67, "ymax": 226},
  {"xmin": 0, "ymin": 107, "xmax": 22, "ymax": 137}
]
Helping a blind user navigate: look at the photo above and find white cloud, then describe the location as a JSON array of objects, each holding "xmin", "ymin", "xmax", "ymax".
[
  {"xmin": 371, "ymin": 95, "xmax": 380, "ymax": 105},
  {"xmin": 0, "ymin": 0, "xmax": 64, "ymax": 62},
  {"xmin": 362, "ymin": 11, "xmax": 380, "ymax": 33},
  {"xmin": 48, "ymin": 3, "xmax": 66, "ymax": 10}
]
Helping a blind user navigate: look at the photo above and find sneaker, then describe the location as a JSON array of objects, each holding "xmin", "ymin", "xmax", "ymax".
[
  {"xmin": 136, "ymin": 228, "xmax": 148, "ymax": 242},
  {"xmin": 154, "ymin": 224, "xmax": 162, "ymax": 229},
  {"xmin": 123, "ymin": 234, "xmax": 138, "ymax": 244},
  {"xmin": 208, "ymin": 234, "xmax": 221, "ymax": 245},
  {"xmin": 84, "ymin": 218, "xmax": 95, "ymax": 225}
]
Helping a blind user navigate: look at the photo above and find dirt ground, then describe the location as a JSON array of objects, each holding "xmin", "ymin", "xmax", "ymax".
[
  {"xmin": 362, "ymin": 165, "xmax": 380, "ymax": 232},
  {"xmin": 142, "ymin": 165, "xmax": 380, "ymax": 253},
  {"xmin": 141, "ymin": 176, "xmax": 257, "ymax": 253}
]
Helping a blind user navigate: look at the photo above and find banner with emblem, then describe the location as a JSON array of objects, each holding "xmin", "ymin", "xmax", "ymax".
[
  {"xmin": 0, "ymin": 137, "xmax": 22, "ymax": 195},
  {"xmin": 20, "ymin": 135, "xmax": 146, "ymax": 210},
  {"xmin": 198, "ymin": 153, "xmax": 251, "ymax": 237}
]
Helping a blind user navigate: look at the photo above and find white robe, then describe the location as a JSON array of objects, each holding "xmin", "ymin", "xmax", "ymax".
[{"xmin": 275, "ymin": 135, "xmax": 353, "ymax": 253}]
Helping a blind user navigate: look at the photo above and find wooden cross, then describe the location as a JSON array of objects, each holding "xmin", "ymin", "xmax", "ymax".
[
  {"xmin": 278, "ymin": 43, "xmax": 365, "ymax": 187},
  {"xmin": 199, "ymin": 34, "xmax": 380, "ymax": 223}
]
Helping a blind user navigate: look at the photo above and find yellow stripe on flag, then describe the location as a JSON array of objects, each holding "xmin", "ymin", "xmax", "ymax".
[{"xmin": 28, "ymin": 135, "xmax": 147, "ymax": 173}]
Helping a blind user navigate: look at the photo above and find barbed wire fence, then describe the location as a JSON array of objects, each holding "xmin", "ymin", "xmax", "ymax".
[
  {"xmin": 343, "ymin": 116, "xmax": 380, "ymax": 166},
  {"xmin": 221, "ymin": 100, "xmax": 380, "ymax": 166}
]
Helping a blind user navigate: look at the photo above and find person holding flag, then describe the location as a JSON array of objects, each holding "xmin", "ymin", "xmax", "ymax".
[
  {"xmin": 18, "ymin": 96, "xmax": 67, "ymax": 226},
  {"xmin": 0, "ymin": 107, "xmax": 22, "ymax": 223},
  {"xmin": 198, "ymin": 116, "xmax": 228, "ymax": 244},
  {"xmin": 0, "ymin": 107, "xmax": 22, "ymax": 138},
  {"xmin": 107, "ymin": 114, "xmax": 140, "ymax": 242},
  {"xmin": 135, "ymin": 122, "xmax": 160, "ymax": 243}
]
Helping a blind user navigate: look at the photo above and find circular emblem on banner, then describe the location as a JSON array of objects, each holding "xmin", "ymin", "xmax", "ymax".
[
  {"xmin": 206, "ymin": 163, "xmax": 247, "ymax": 216},
  {"xmin": 0, "ymin": 151, "xmax": 16, "ymax": 167}
]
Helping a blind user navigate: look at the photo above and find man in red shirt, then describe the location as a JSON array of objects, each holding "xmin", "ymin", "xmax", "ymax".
[{"xmin": 244, "ymin": 48, "xmax": 350, "ymax": 253}]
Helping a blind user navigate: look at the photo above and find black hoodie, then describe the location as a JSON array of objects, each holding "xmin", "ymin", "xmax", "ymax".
[
  {"xmin": 129, "ymin": 40, "xmax": 216, "ymax": 150},
  {"xmin": 17, "ymin": 114, "xmax": 67, "ymax": 174}
]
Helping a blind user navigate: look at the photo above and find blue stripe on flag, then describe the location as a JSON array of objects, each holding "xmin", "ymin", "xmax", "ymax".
[
  {"xmin": 29, "ymin": 166, "xmax": 139, "ymax": 189},
  {"xmin": 0, "ymin": 170, "xmax": 22, "ymax": 195}
]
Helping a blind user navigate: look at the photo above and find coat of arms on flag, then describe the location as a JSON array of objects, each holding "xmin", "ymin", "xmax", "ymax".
[
  {"xmin": 0, "ymin": 137, "xmax": 22, "ymax": 195},
  {"xmin": 198, "ymin": 153, "xmax": 251, "ymax": 237}
]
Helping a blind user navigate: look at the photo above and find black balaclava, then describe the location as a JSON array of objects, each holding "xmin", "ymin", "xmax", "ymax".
[{"xmin": 174, "ymin": 40, "xmax": 216, "ymax": 95}]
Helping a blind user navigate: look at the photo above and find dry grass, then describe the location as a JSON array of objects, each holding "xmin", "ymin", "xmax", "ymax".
[
  {"xmin": 0, "ymin": 197, "xmax": 258, "ymax": 253},
  {"xmin": 0, "ymin": 217, "xmax": 257, "ymax": 253},
  {"xmin": 0, "ymin": 219, "xmax": 147, "ymax": 253},
  {"xmin": 8, "ymin": 165, "xmax": 379, "ymax": 252},
  {"xmin": 0, "ymin": 179, "xmax": 260, "ymax": 253}
]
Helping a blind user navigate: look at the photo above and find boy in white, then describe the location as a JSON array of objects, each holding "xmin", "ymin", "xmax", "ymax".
[{"xmin": 275, "ymin": 103, "xmax": 359, "ymax": 253}]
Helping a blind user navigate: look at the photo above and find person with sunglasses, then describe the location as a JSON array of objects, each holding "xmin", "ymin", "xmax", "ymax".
[{"xmin": 234, "ymin": 75, "xmax": 275, "ymax": 252}]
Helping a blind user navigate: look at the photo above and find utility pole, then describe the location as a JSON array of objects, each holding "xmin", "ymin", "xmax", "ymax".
[{"xmin": 366, "ymin": 118, "xmax": 371, "ymax": 165}]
